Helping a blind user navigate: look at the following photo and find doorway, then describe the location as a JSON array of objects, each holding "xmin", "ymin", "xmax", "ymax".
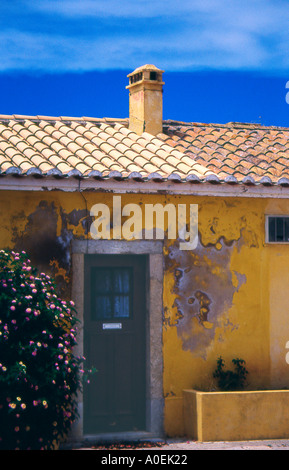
[{"xmin": 83, "ymin": 254, "xmax": 147, "ymax": 434}]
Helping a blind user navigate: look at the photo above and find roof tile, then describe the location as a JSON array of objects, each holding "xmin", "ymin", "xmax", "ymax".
[{"xmin": 0, "ymin": 115, "xmax": 288, "ymax": 186}]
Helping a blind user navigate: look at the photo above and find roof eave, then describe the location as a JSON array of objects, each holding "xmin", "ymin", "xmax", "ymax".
[{"xmin": 1, "ymin": 174, "xmax": 289, "ymax": 199}]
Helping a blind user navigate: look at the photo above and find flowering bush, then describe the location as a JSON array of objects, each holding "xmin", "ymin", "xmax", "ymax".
[{"xmin": 0, "ymin": 249, "xmax": 89, "ymax": 450}]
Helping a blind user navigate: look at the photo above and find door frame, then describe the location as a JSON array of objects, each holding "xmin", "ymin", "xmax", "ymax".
[{"xmin": 70, "ymin": 239, "xmax": 164, "ymax": 442}]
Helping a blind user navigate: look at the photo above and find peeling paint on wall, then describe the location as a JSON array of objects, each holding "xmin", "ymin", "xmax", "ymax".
[
  {"xmin": 12, "ymin": 201, "xmax": 65, "ymax": 265},
  {"xmin": 11, "ymin": 200, "xmax": 90, "ymax": 296},
  {"xmin": 164, "ymin": 233, "xmax": 246, "ymax": 359}
]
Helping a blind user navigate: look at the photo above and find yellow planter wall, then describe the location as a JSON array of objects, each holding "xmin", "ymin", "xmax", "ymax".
[
  {"xmin": 1, "ymin": 190, "xmax": 289, "ymax": 436},
  {"xmin": 183, "ymin": 389, "xmax": 289, "ymax": 441}
]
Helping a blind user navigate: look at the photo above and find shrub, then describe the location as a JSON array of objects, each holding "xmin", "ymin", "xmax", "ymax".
[
  {"xmin": 213, "ymin": 356, "xmax": 248, "ymax": 391},
  {"xmin": 0, "ymin": 249, "xmax": 89, "ymax": 450}
]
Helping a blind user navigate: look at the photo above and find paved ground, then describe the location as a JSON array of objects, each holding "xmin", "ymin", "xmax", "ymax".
[
  {"xmin": 73, "ymin": 438, "xmax": 289, "ymax": 451},
  {"xmin": 147, "ymin": 438, "xmax": 289, "ymax": 450}
]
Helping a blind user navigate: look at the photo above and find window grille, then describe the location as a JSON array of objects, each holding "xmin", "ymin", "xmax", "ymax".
[{"xmin": 266, "ymin": 216, "xmax": 289, "ymax": 243}]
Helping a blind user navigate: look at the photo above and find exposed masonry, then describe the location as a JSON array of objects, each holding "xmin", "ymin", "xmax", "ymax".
[{"xmin": 1, "ymin": 115, "xmax": 289, "ymax": 187}]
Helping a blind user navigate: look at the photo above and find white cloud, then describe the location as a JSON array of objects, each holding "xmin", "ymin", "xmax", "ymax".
[
  {"xmin": 29, "ymin": 0, "xmax": 289, "ymax": 25},
  {"xmin": 1, "ymin": 0, "xmax": 289, "ymax": 73},
  {"xmin": 0, "ymin": 27, "xmax": 281, "ymax": 73},
  {"xmin": 28, "ymin": 0, "xmax": 221, "ymax": 19}
]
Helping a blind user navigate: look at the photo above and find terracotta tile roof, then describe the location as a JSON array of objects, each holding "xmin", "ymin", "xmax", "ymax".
[
  {"xmin": 161, "ymin": 120, "xmax": 289, "ymax": 186},
  {"xmin": 0, "ymin": 115, "xmax": 289, "ymax": 187}
]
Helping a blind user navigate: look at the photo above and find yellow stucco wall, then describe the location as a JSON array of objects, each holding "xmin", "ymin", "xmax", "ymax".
[
  {"xmin": 1, "ymin": 190, "xmax": 289, "ymax": 436},
  {"xmin": 183, "ymin": 389, "xmax": 289, "ymax": 441}
]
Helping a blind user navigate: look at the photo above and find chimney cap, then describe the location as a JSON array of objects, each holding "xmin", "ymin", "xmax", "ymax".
[
  {"xmin": 126, "ymin": 64, "xmax": 164, "ymax": 89},
  {"xmin": 127, "ymin": 64, "xmax": 164, "ymax": 78}
]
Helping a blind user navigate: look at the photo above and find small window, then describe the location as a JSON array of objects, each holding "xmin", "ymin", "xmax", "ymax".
[
  {"xmin": 91, "ymin": 267, "xmax": 132, "ymax": 320},
  {"xmin": 266, "ymin": 216, "xmax": 289, "ymax": 243}
]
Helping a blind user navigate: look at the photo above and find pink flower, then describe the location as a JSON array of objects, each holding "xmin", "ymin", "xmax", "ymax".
[
  {"xmin": 25, "ymin": 308, "xmax": 31, "ymax": 314},
  {"xmin": 10, "ymin": 306, "xmax": 15, "ymax": 311}
]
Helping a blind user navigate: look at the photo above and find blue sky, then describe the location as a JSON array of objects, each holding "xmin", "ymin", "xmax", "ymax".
[{"xmin": 0, "ymin": 0, "xmax": 288, "ymax": 126}]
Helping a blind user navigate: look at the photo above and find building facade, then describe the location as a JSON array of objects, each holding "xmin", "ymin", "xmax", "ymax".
[{"xmin": 1, "ymin": 65, "xmax": 289, "ymax": 440}]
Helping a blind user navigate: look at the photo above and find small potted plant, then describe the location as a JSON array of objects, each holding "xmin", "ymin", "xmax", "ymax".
[
  {"xmin": 183, "ymin": 355, "xmax": 289, "ymax": 441},
  {"xmin": 212, "ymin": 356, "xmax": 248, "ymax": 391}
]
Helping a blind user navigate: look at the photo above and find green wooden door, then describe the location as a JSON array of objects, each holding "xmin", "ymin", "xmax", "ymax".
[{"xmin": 83, "ymin": 254, "xmax": 147, "ymax": 434}]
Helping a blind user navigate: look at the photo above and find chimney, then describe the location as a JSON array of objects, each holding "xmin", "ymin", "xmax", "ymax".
[{"xmin": 126, "ymin": 64, "xmax": 164, "ymax": 135}]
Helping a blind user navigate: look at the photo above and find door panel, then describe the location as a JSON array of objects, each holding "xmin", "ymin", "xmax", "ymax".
[{"xmin": 83, "ymin": 255, "xmax": 146, "ymax": 434}]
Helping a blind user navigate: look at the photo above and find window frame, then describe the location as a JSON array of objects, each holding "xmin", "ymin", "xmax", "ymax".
[{"xmin": 265, "ymin": 214, "xmax": 289, "ymax": 244}]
